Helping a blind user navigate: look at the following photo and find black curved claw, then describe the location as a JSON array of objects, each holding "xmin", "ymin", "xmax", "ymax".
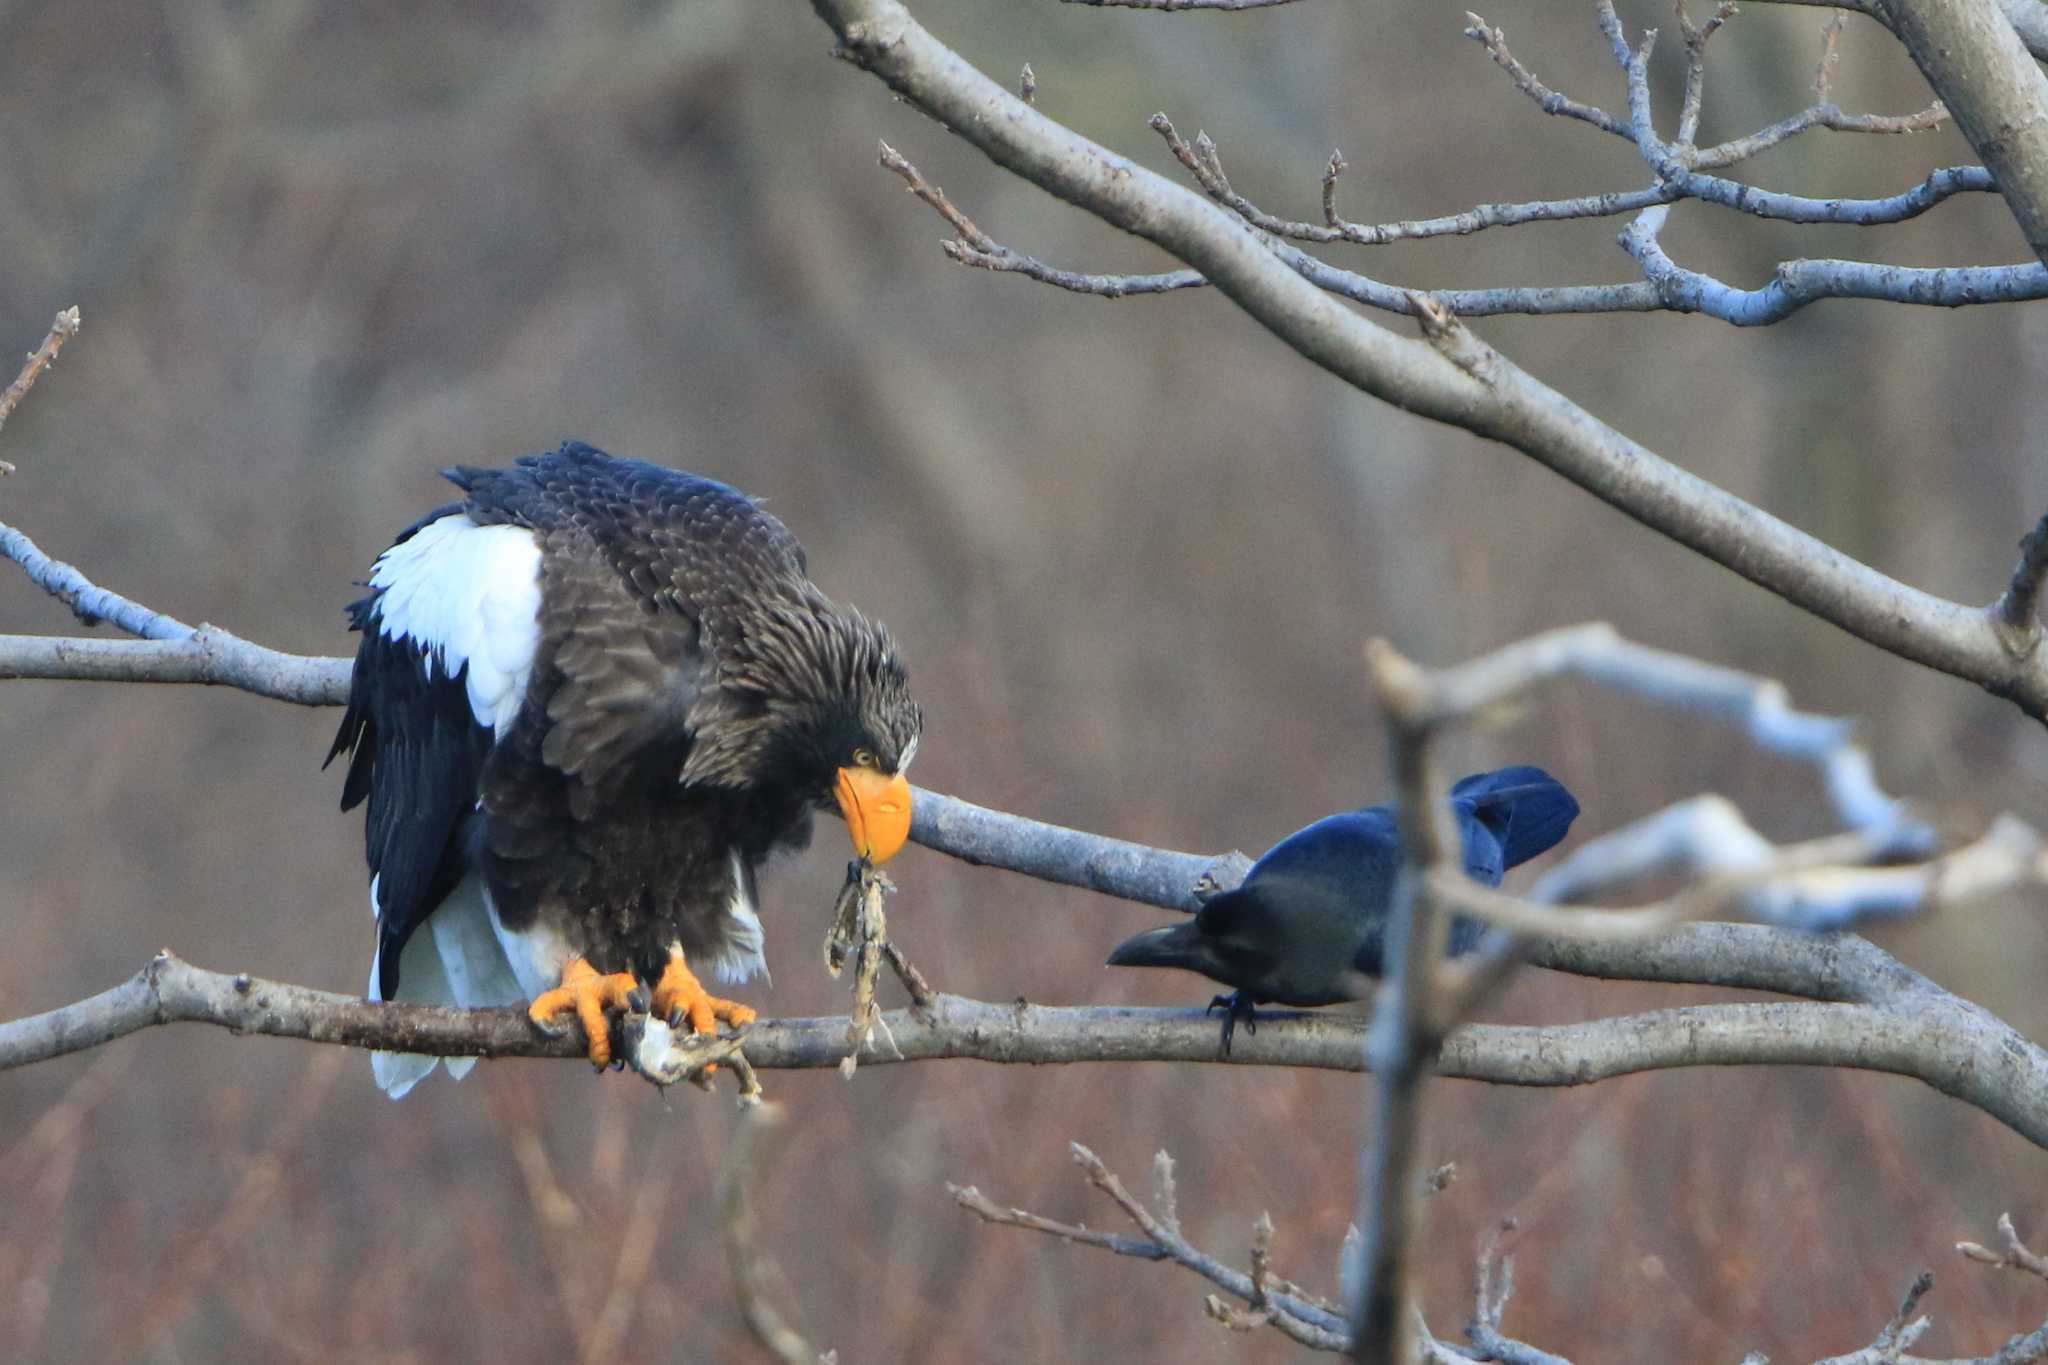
[{"xmin": 1205, "ymin": 991, "xmax": 1259, "ymax": 1058}]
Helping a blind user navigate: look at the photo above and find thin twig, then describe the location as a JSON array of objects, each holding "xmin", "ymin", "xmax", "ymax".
[
  {"xmin": 951, "ymin": 1180, "xmax": 1169, "ymax": 1260},
  {"xmin": 878, "ymin": 139, "xmax": 997, "ymax": 250},
  {"xmin": 887, "ymin": 119, "xmax": 1996, "ymax": 320},
  {"xmin": 1436, "ymin": 815, "xmax": 2033, "ymax": 947},
  {"xmin": 719, "ymin": 1105, "xmax": 828, "ymax": 1365},
  {"xmin": 1993, "ymin": 508, "xmax": 2048, "ymax": 637},
  {"xmin": 1465, "ymin": 13, "xmax": 1631, "ymax": 139},
  {"xmin": 881, "ymin": 139, "xmax": 1201, "ymax": 296},
  {"xmin": 1161, "ymin": 98, "xmax": 1983, "ymax": 236},
  {"xmin": 1675, "ymin": 0, "xmax": 1739, "ymax": 146},
  {"xmin": 1815, "ymin": 11, "xmax": 1845, "ymax": 102},
  {"xmin": 1693, "ymin": 99, "xmax": 1948, "ymax": 169},
  {"xmin": 1071, "ymin": 1144, "xmax": 1351, "ymax": 1350},
  {"xmin": 1959, "ymin": 1213, "xmax": 2048, "ymax": 1281},
  {"xmin": 0, "ymin": 306, "xmax": 81, "ymax": 456}
]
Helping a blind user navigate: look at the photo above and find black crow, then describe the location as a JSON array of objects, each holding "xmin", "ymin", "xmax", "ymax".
[{"xmin": 1107, "ymin": 767, "xmax": 1578, "ymax": 1053}]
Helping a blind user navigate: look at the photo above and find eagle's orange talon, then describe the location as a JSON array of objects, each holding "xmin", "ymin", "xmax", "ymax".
[
  {"xmin": 651, "ymin": 952, "xmax": 755, "ymax": 1074},
  {"xmin": 528, "ymin": 957, "xmax": 642, "ymax": 1069}
]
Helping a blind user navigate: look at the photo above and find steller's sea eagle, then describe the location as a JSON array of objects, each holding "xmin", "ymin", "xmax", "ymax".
[{"xmin": 327, "ymin": 441, "xmax": 922, "ymax": 1096}]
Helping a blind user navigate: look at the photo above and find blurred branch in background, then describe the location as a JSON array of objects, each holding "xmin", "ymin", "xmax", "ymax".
[
  {"xmin": 717, "ymin": 1105, "xmax": 832, "ymax": 1365},
  {"xmin": 960, "ymin": 1142, "xmax": 2048, "ymax": 1365}
]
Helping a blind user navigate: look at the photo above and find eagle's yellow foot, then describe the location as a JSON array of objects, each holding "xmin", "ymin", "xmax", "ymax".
[
  {"xmin": 652, "ymin": 951, "xmax": 756, "ymax": 1038},
  {"xmin": 529, "ymin": 957, "xmax": 644, "ymax": 1070}
]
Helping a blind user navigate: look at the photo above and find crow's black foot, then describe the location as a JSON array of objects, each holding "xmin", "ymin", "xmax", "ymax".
[{"xmin": 1205, "ymin": 992, "xmax": 1259, "ymax": 1058}]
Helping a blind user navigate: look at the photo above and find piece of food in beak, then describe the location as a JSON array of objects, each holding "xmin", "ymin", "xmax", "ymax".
[{"xmin": 836, "ymin": 766, "xmax": 912, "ymax": 863}]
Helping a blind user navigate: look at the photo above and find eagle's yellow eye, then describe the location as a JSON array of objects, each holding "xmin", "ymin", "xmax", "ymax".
[{"xmin": 852, "ymin": 746, "xmax": 878, "ymax": 769}]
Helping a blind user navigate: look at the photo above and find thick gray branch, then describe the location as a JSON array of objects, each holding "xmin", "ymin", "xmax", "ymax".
[
  {"xmin": 0, "ymin": 521, "xmax": 351, "ymax": 706},
  {"xmin": 0, "ymin": 632, "xmax": 353, "ymax": 706},
  {"xmin": 909, "ymin": 786, "xmax": 1234, "ymax": 909},
  {"xmin": 12, "ymin": 955, "xmax": 2048, "ymax": 1151}
]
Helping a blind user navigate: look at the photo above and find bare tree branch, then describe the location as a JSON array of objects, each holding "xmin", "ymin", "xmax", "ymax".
[
  {"xmin": 1880, "ymin": 0, "xmax": 2048, "ymax": 269},
  {"xmin": 1171, "ymin": 87, "xmax": 1966, "ymax": 244},
  {"xmin": 0, "ymin": 518, "xmax": 354, "ymax": 706},
  {"xmin": 1347, "ymin": 640, "xmax": 1450, "ymax": 1365},
  {"xmin": 962, "ymin": 1149, "xmax": 2048, "ymax": 1361},
  {"xmin": 1766, "ymin": 0, "xmax": 2048, "ymax": 65},
  {"xmin": 1959, "ymin": 1213, "xmax": 2048, "ymax": 1283},
  {"xmin": 12, "ymin": 954, "xmax": 2048, "ymax": 1152},
  {"xmin": 1330, "ymin": 615, "xmax": 2035, "ymax": 1356},
  {"xmin": 809, "ymin": 0, "xmax": 2048, "ymax": 724},
  {"xmin": 1154, "ymin": 100, "xmax": 1981, "ymax": 240},
  {"xmin": 1617, "ymin": 214, "xmax": 2048, "ymax": 323},
  {"xmin": 0, "ymin": 518, "xmax": 224, "ymax": 640},
  {"xmin": 956, "ymin": 1144, "xmax": 1352, "ymax": 1349},
  {"xmin": 1993, "ymin": 507, "xmax": 2048, "ymax": 640},
  {"xmin": 1464, "ymin": 11, "xmax": 1630, "ymax": 140},
  {"xmin": 877, "ymin": 94, "xmax": 2002, "ymax": 323},
  {"xmin": 1441, "ymin": 814, "xmax": 2038, "ymax": 945},
  {"xmin": 718, "ymin": 1105, "xmax": 830, "ymax": 1365},
  {"xmin": 0, "ymin": 306, "xmax": 80, "ymax": 457},
  {"xmin": 1695, "ymin": 98, "xmax": 1949, "ymax": 171},
  {"xmin": 879, "ymin": 140, "xmax": 1199, "ymax": 296},
  {"xmin": 0, "ymin": 632, "xmax": 353, "ymax": 706},
  {"xmin": 880, "ymin": 125, "xmax": 2032, "ymax": 322}
]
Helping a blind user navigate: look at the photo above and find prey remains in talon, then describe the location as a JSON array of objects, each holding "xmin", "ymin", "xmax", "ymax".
[{"xmin": 528, "ymin": 949, "xmax": 758, "ymax": 1073}]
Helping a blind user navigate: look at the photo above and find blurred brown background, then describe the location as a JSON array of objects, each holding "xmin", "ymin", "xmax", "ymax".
[{"xmin": 3, "ymin": 2, "xmax": 2047, "ymax": 1360}]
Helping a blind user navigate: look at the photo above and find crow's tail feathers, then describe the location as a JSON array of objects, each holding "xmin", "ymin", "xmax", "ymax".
[{"xmin": 1450, "ymin": 766, "xmax": 1580, "ymax": 885}]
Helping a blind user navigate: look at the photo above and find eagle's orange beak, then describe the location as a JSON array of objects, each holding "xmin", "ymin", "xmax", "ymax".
[{"xmin": 836, "ymin": 766, "xmax": 912, "ymax": 864}]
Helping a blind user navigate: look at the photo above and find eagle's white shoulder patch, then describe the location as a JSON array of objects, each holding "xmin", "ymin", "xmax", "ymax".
[{"xmin": 368, "ymin": 514, "xmax": 543, "ymax": 733}]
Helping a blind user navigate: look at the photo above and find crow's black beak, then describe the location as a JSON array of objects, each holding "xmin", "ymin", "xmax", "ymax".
[{"xmin": 1106, "ymin": 921, "xmax": 1212, "ymax": 972}]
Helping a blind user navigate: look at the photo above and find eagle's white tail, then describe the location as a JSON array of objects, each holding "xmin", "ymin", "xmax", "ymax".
[{"xmin": 369, "ymin": 874, "xmax": 527, "ymax": 1098}]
